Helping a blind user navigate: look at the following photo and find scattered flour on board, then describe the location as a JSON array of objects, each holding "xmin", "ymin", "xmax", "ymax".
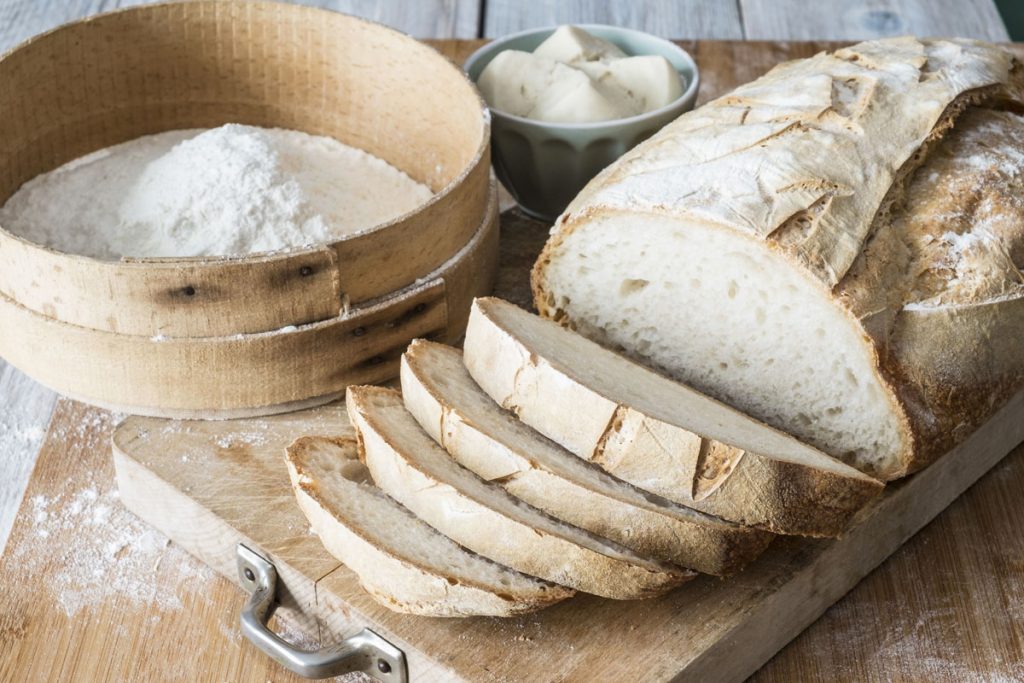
[
  {"xmin": 11, "ymin": 410, "xmax": 216, "ymax": 618},
  {"xmin": 0, "ymin": 124, "xmax": 434, "ymax": 259},
  {"xmin": 14, "ymin": 482, "xmax": 215, "ymax": 617},
  {"xmin": 215, "ymin": 431, "xmax": 270, "ymax": 448}
]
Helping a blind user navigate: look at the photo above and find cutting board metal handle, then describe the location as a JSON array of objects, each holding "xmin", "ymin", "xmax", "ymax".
[{"xmin": 236, "ymin": 543, "xmax": 408, "ymax": 681}]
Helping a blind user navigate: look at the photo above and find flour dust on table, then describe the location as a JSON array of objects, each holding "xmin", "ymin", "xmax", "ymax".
[
  {"xmin": 8, "ymin": 409, "xmax": 217, "ymax": 618},
  {"xmin": 0, "ymin": 124, "xmax": 434, "ymax": 259}
]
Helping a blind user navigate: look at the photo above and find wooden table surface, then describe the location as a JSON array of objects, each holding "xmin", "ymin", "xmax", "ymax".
[{"xmin": 0, "ymin": 2, "xmax": 1018, "ymax": 682}]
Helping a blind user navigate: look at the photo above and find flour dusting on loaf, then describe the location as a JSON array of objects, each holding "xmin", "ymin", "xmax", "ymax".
[{"xmin": 533, "ymin": 37, "xmax": 1024, "ymax": 480}]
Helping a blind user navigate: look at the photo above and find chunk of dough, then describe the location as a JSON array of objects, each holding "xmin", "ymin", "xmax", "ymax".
[
  {"xmin": 478, "ymin": 50, "xmax": 635, "ymax": 123},
  {"xmin": 533, "ymin": 25, "xmax": 626, "ymax": 64}
]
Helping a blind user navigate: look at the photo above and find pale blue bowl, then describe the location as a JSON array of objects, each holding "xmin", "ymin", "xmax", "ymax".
[{"xmin": 464, "ymin": 25, "xmax": 700, "ymax": 221}]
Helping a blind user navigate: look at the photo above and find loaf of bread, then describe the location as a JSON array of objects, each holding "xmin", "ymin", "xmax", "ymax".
[{"xmin": 532, "ymin": 37, "xmax": 1024, "ymax": 480}]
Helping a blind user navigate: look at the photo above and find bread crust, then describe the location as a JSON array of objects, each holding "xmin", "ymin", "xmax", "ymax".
[
  {"xmin": 465, "ymin": 298, "xmax": 883, "ymax": 537},
  {"xmin": 532, "ymin": 38, "xmax": 1024, "ymax": 479},
  {"xmin": 286, "ymin": 435, "xmax": 572, "ymax": 617},
  {"xmin": 400, "ymin": 339, "xmax": 775, "ymax": 575},
  {"xmin": 346, "ymin": 386, "xmax": 693, "ymax": 600}
]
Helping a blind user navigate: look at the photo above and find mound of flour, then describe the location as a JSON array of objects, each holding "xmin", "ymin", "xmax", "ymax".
[{"xmin": 0, "ymin": 124, "xmax": 434, "ymax": 259}]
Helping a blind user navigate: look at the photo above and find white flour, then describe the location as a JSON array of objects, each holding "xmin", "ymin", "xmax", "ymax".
[
  {"xmin": 6, "ymin": 409, "xmax": 214, "ymax": 618},
  {"xmin": 0, "ymin": 124, "xmax": 434, "ymax": 259},
  {"xmin": 14, "ymin": 478, "xmax": 216, "ymax": 617}
]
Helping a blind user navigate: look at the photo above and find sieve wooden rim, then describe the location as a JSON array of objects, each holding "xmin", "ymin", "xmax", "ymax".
[
  {"xmin": 0, "ymin": 180, "xmax": 499, "ymax": 417},
  {"xmin": 0, "ymin": 1, "xmax": 491, "ymax": 338}
]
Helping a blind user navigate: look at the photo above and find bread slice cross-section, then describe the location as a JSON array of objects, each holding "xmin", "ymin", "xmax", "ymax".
[
  {"xmin": 400, "ymin": 339, "xmax": 774, "ymax": 575},
  {"xmin": 285, "ymin": 434, "xmax": 573, "ymax": 617},
  {"xmin": 463, "ymin": 297, "xmax": 884, "ymax": 537},
  {"xmin": 346, "ymin": 385, "xmax": 693, "ymax": 599}
]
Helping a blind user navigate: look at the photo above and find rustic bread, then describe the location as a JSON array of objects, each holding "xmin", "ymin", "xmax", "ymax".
[
  {"xmin": 463, "ymin": 297, "xmax": 883, "ymax": 536},
  {"xmin": 400, "ymin": 339, "xmax": 774, "ymax": 574},
  {"xmin": 346, "ymin": 385, "xmax": 693, "ymax": 599},
  {"xmin": 847, "ymin": 107, "xmax": 1024, "ymax": 469},
  {"xmin": 531, "ymin": 37, "xmax": 1024, "ymax": 480},
  {"xmin": 285, "ymin": 435, "xmax": 573, "ymax": 616}
]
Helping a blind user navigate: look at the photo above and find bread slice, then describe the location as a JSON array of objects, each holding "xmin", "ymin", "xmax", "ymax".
[
  {"xmin": 346, "ymin": 386, "xmax": 693, "ymax": 599},
  {"xmin": 400, "ymin": 339, "xmax": 774, "ymax": 575},
  {"xmin": 531, "ymin": 38, "xmax": 1024, "ymax": 480},
  {"xmin": 463, "ymin": 297, "xmax": 884, "ymax": 537},
  {"xmin": 285, "ymin": 434, "xmax": 573, "ymax": 617}
]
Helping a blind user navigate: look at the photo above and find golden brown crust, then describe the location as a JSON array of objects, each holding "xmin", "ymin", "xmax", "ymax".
[
  {"xmin": 285, "ymin": 434, "xmax": 573, "ymax": 615},
  {"xmin": 847, "ymin": 108, "xmax": 1024, "ymax": 474},
  {"xmin": 401, "ymin": 339, "xmax": 775, "ymax": 575},
  {"xmin": 347, "ymin": 385, "xmax": 693, "ymax": 599}
]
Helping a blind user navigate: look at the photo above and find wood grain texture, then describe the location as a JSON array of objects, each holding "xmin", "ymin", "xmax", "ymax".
[
  {"xmin": 740, "ymin": 0, "xmax": 1010, "ymax": 41},
  {"xmin": 0, "ymin": 0, "xmax": 480, "ymax": 53},
  {"xmin": 109, "ymin": 387, "xmax": 1024, "ymax": 682},
  {"xmin": 3, "ymin": 379, "xmax": 1022, "ymax": 682},
  {"xmin": 753, "ymin": 448, "xmax": 1024, "ymax": 681},
  {"xmin": 483, "ymin": 0, "xmax": 744, "ymax": 39},
  {"xmin": 289, "ymin": 0, "xmax": 481, "ymax": 38}
]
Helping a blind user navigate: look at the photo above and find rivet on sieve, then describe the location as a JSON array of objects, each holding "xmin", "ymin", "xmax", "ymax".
[
  {"xmin": 299, "ymin": 265, "xmax": 313, "ymax": 277},
  {"xmin": 244, "ymin": 567, "xmax": 255, "ymax": 582},
  {"xmin": 183, "ymin": 285, "xmax": 196, "ymax": 297},
  {"xmin": 377, "ymin": 659, "xmax": 391, "ymax": 674}
]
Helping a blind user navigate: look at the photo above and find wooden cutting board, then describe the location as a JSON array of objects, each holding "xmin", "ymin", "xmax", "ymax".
[
  {"xmin": 110, "ymin": 386, "xmax": 1024, "ymax": 683},
  {"xmin": 3, "ymin": 40, "xmax": 1024, "ymax": 683}
]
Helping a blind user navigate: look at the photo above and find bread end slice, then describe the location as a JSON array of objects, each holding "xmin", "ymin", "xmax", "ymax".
[{"xmin": 286, "ymin": 435, "xmax": 573, "ymax": 617}]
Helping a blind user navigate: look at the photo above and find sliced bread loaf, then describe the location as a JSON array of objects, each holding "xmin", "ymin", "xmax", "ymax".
[
  {"xmin": 346, "ymin": 385, "xmax": 693, "ymax": 599},
  {"xmin": 285, "ymin": 434, "xmax": 573, "ymax": 617},
  {"xmin": 400, "ymin": 339, "xmax": 774, "ymax": 575},
  {"xmin": 531, "ymin": 38, "xmax": 1024, "ymax": 480},
  {"xmin": 463, "ymin": 297, "xmax": 883, "ymax": 536}
]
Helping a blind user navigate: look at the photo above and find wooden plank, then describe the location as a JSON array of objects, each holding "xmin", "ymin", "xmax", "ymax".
[
  {"xmin": 740, "ymin": 0, "xmax": 1010, "ymax": 41},
  {"xmin": 0, "ymin": 0, "xmax": 480, "ymax": 52},
  {"xmin": 482, "ymin": 0, "xmax": 744, "ymax": 39},
  {"xmin": 0, "ymin": 363, "xmax": 56, "ymax": 553},
  {"xmin": 110, "ymin": 405, "xmax": 461, "ymax": 682},
  {"xmin": 306, "ymin": 1, "xmax": 481, "ymax": 39}
]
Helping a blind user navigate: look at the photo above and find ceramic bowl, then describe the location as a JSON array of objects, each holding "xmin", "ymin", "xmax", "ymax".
[{"xmin": 464, "ymin": 24, "xmax": 700, "ymax": 221}]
